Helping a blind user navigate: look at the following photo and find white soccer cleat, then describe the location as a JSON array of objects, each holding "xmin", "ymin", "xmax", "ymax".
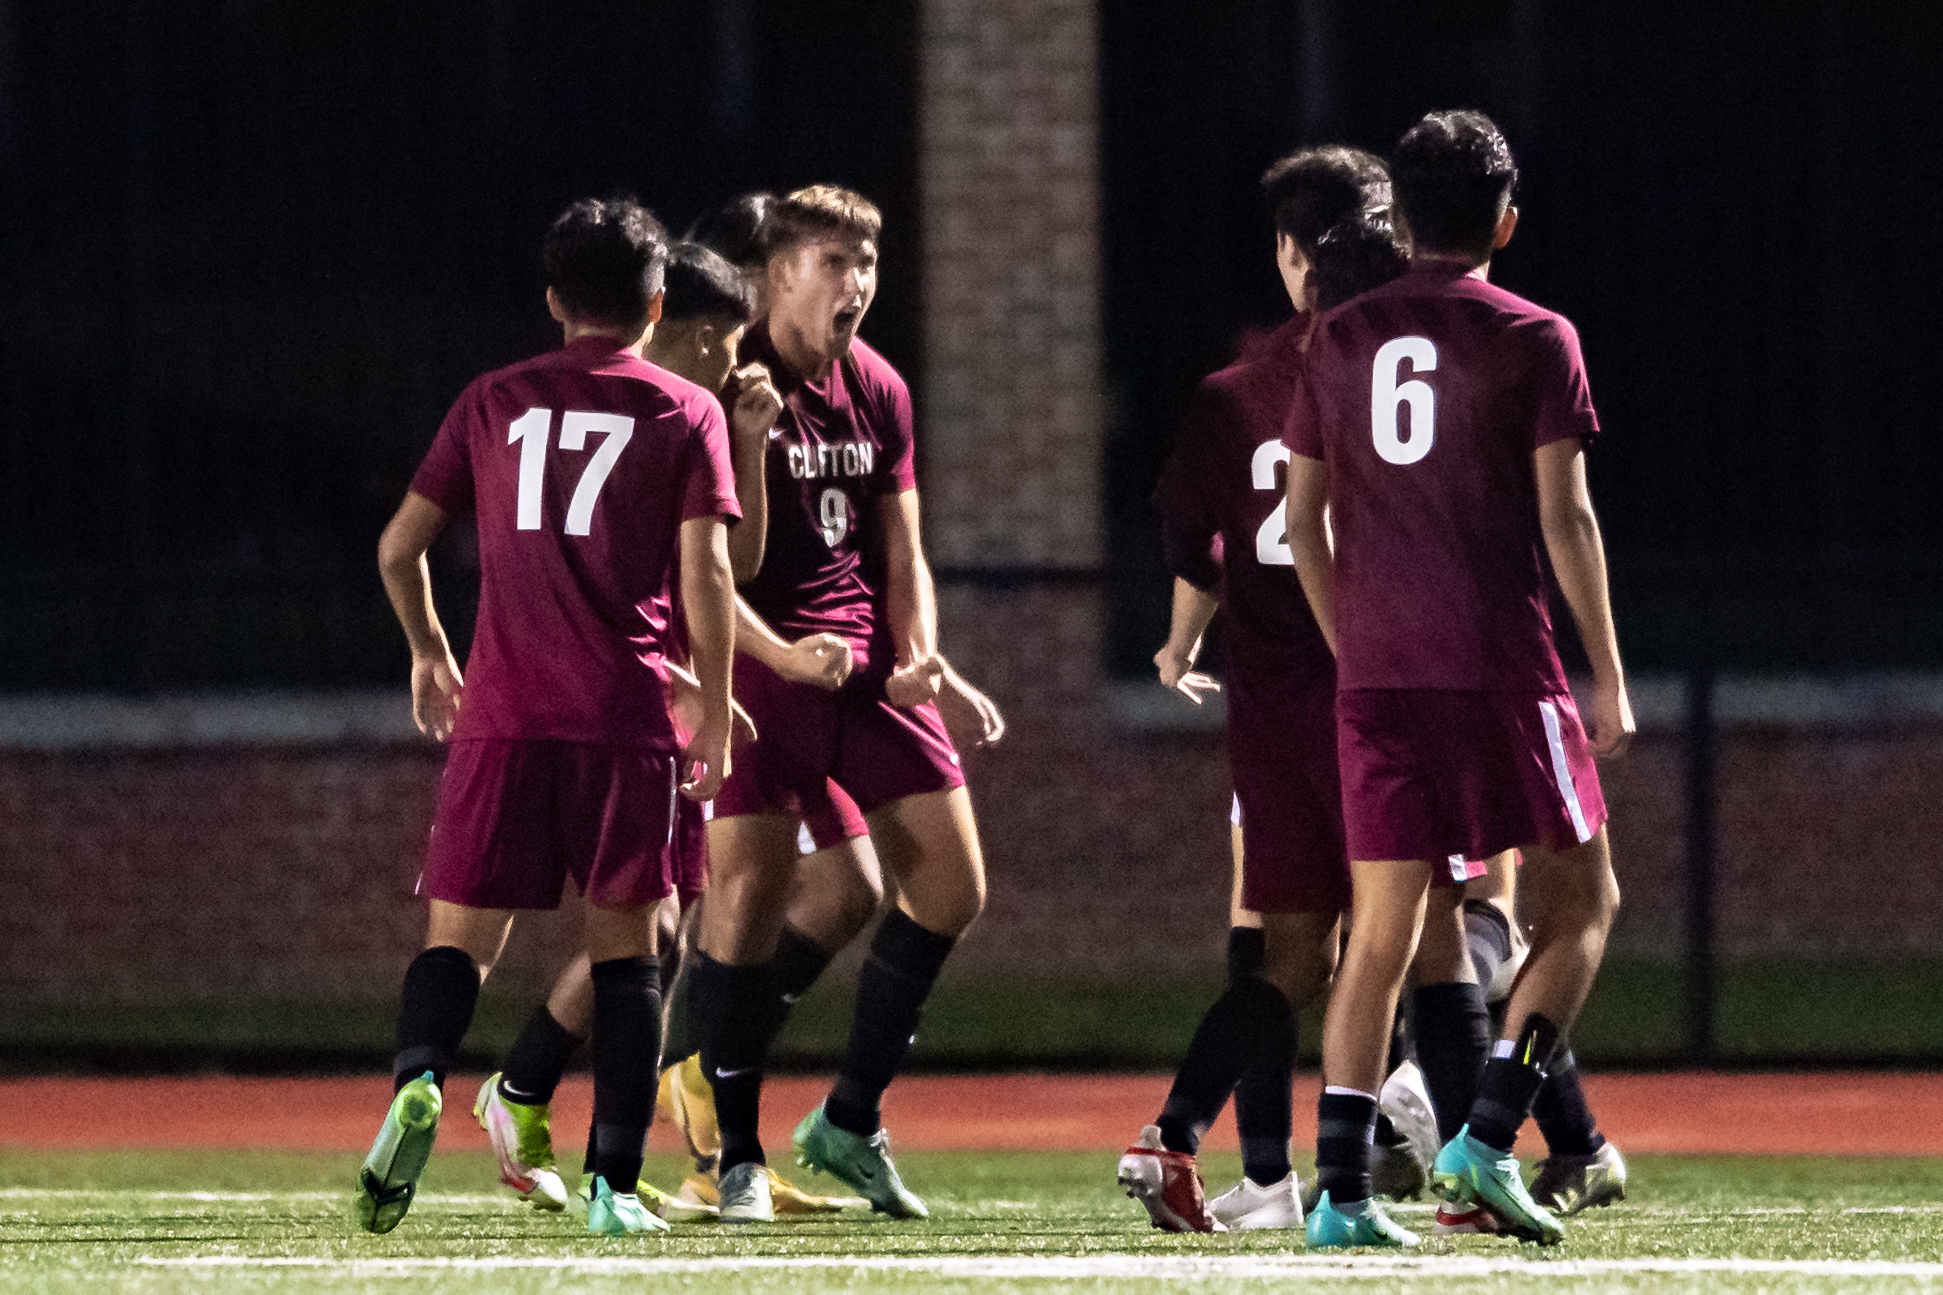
[
  {"xmin": 718, "ymin": 1160, "xmax": 775, "ymax": 1224},
  {"xmin": 1379, "ymin": 1061, "xmax": 1441, "ymax": 1180},
  {"xmin": 1207, "ymin": 1173, "xmax": 1304, "ymax": 1230}
]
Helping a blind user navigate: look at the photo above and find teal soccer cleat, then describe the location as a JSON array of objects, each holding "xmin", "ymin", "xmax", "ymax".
[
  {"xmin": 1304, "ymin": 1190, "xmax": 1420, "ymax": 1249},
  {"xmin": 1432, "ymin": 1125, "xmax": 1565, "ymax": 1245},
  {"xmin": 792, "ymin": 1104, "xmax": 928, "ymax": 1219},
  {"xmin": 586, "ymin": 1175, "xmax": 671, "ymax": 1236},
  {"xmin": 354, "ymin": 1071, "xmax": 442, "ymax": 1234}
]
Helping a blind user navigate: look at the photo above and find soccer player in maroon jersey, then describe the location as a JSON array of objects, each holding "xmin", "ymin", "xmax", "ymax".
[
  {"xmin": 1285, "ymin": 110, "xmax": 1632, "ymax": 1248},
  {"xmin": 1119, "ymin": 148, "xmax": 1393, "ymax": 1235},
  {"xmin": 690, "ymin": 185, "xmax": 984, "ymax": 1223},
  {"xmin": 355, "ymin": 198, "xmax": 740, "ymax": 1239}
]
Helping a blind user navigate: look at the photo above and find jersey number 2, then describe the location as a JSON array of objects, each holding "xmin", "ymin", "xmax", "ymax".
[
  {"xmin": 1251, "ymin": 439, "xmax": 1293, "ymax": 566},
  {"xmin": 1372, "ymin": 336, "xmax": 1437, "ymax": 465},
  {"xmin": 509, "ymin": 407, "xmax": 634, "ymax": 536}
]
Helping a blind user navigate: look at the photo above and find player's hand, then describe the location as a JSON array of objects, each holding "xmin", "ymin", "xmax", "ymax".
[
  {"xmin": 681, "ymin": 715, "xmax": 731, "ymax": 803},
  {"xmin": 775, "ymin": 633, "xmax": 853, "ymax": 690},
  {"xmin": 410, "ymin": 651, "xmax": 463, "ymax": 741},
  {"xmin": 935, "ymin": 659, "xmax": 1005, "ymax": 749},
  {"xmin": 728, "ymin": 364, "xmax": 783, "ymax": 446},
  {"xmin": 1155, "ymin": 642, "xmax": 1220, "ymax": 705},
  {"xmin": 887, "ymin": 654, "xmax": 945, "ymax": 709},
  {"xmin": 1587, "ymin": 678, "xmax": 1636, "ymax": 758}
]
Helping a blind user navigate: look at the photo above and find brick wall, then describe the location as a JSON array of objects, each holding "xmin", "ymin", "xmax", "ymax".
[{"xmin": 917, "ymin": 0, "xmax": 1104, "ymax": 569}]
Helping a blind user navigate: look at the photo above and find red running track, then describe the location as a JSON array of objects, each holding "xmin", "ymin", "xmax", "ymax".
[{"xmin": 1, "ymin": 1073, "xmax": 1938, "ymax": 1156}]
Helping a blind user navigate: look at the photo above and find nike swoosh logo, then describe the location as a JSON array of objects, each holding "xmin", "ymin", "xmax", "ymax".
[{"xmin": 713, "ymin": 1066, "xmax": 759, "ymax": 1081}]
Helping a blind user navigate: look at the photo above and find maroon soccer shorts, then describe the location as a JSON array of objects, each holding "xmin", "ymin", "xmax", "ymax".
[
  {"xmin": 1226, "ymin": 680, "xmax": 1352, "ymax": 915},
  {"xmin": 419, "ymin": 739, "xmax": 680, "ymax": 911},
  {"xmin": 799, "ymin": 778, "xmax": 870, "ymax": 854},
  {"xmin": 714, "ymin": 656, "xmax": 966, "ymax": 820},
  {"xmin": 1335, "ymin": 688, "xmax": 1607, "ymax": 864}
]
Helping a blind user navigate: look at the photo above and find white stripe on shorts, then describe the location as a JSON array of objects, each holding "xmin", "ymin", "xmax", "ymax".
[
  {"xmin": 1538, "ymin": 699, "xmax": 1593, "ymax": 843},
  {"xmin": 1230, "ymin": 793, "xmax": 1242, "ymax": 828}
]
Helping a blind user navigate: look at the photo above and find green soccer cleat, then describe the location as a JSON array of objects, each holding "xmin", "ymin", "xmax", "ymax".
[
  {"xmin": 354, "ymin": 1071, "xmax": 442, "ymax": 1234},
  {"xmin": 1432, "ymin": 1125, "xmax": 1565, "ymax": 1245},
  {"xmin": 473, "ymin": 1073, "xmax": 568, "ymax": 1211},
  {"xmin": 791, "ymin": 1104, "xmax": 928, "ymax": 1219},
  {"xmin": 586, "ymin": 1175, "xmax": 671, "ymax": 1236},
  {"xmin": 1304, "ymin": 1191, "xmax": 1420, "ymax": 1249}
]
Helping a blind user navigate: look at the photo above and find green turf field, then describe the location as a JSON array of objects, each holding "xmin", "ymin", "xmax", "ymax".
[{"xmin": 6, "ymin": 1149, "xmax": 1943, "ymax": 1292}]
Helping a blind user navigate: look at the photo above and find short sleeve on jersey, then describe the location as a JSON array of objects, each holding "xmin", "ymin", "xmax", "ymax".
[
  {"xmin": 1527, "ymin": 316, "xmax": 1601, "ymax": 451},
  {"xmin": 409, "ymin": 384, "xmax": 479, "ymax": 515},
  {"xmin": 867, "ymin": 358, "xmax": 919, "ymax": 494},
  {"xmin": 680, "ymin": 393, "xmax": 742, "ymax": 523},
  {"xmin": 1152, "ymin": 383, "xmax": 1229, "ymax": 591}
]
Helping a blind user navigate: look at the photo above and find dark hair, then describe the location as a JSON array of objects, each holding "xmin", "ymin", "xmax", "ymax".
[
  {"xmin": 1260, "ymin": 146, "xmax": 1391, "ymax": 257},
  {"xmin": 1311, "ymin": 215, "xmax": 1409, "ymax": 310},
  {"xmin": 542, "ymin": 196, "xmax": 668, "ymax": 326},
  {"xmin": 762, "ymin": 185, "xmax": 882, "ymax": 260},
  {"xmin": 688, "ymin": 192, "xmax": 773, "ymax": 272},
  {"xmin": 1392, "ymin": 110, "xmax": 1518, "ymax": 260},
  {"xmin": 660, "ymin": 241, "xmax": 758, "ymax": 325}
]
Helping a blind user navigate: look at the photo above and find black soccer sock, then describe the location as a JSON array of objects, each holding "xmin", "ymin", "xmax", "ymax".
[
  {"xmin": 393, "ymin": 946, "xmax": 481, "ymax": 1091},
  {"xmin": 696, "ymin": 953, "xmax": 776, "ymax": 1171},
  {"xmin": 825, "ymin": 909, "xmax": 955, "ymax": 1137},
  {"xmin": 1235, "ymin": 999, "xmax": 1297, "ymax": 1185},
  {"xmin": 588, "ymin": 956, "xmax": 661, "ymax": 1195},
  {"xmin": 759, "ymin": 924, "xmax": 837, "ymax": 1049},
  {"xmin": 659, "ymin": 954, "xmax": 702, "ymax": 1066},
  {"xmin": 1385, "ymin": 1001, "xmax": 1412, "ymax": 1079},
  {"xmin": 1467, "ymin": 1014, "xmax": 1562, "ymax": 1153},
  {"xmin": 498, "ymin": 1004, "xmax": 581, "ymax": 1106},
  {"xmin": 1412, "ymin": 980, "xmax": 1492, "ymax": 1145},
  {"xmin": 1531, "ymin": 1048, "xmax": 1606, "ymax": 1157},
  {"xmin": 1156, "ymin": 976, "xmax": 1293, "ymax": 1160},
  {"xmin": 1315, "ymin": 1089, "xmax": 1378, "ymax": 1205},
  {"xmin": 1227, "ymin": 926, "xmax": 1266, "ymax": 981}
]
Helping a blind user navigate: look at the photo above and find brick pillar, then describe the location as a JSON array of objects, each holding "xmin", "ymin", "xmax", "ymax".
[{"xmin": 917, "ymin": 0, "xmax": 1104, "ymax": 570}]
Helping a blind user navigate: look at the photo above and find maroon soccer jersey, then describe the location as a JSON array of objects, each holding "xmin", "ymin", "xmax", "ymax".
[
  {"xmin": 735, "ymin": 323, "xmax": 918, "ymax": 673},
  {"xmin": 1287, "ymin": 261, "xmax": 1600, "ymax": 693},
  {"xmin": 410, "ymin": 336, "xmax": 740, "ymax": 749},
  {"xmin": 1152, "ymin": 314, "xmax": 1335, "ymax": 698}
]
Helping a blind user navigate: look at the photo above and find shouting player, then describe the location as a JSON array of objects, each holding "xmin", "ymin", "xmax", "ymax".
[
  {"xmin": 357, "ymin": 198, "xmax": 740, "ymax": 1238},
  {"xmin": 1286, "ymin": 110, "xmax": 1631, "ymax": 1248},
  {"xmin": 1119, "ymin": 148, "xmax": 1395, "ymax": 1234},
  {"xmin": 690, "ymin": 185, "xmax": 985, "ymax": 1224}
]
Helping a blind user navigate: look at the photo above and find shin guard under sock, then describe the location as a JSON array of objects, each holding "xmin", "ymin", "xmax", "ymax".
[
  {"xmin": 1531, "ymin": 1048, "xmax": 1605, "ymax": 1156},
  {"xmin": 1226, "ymin": 926, "xmax": 1266, "ymax": 981},
  {"xmin": 589, "ymin": 956, "xmax": 661, "ymax": 1195},
  {"xmin": 1412, "ymin": 980, "xmax": 1492, "ymax": 1145},
  {"xmin": 758, "ymin": 925, "xmax": 836, "ymax": 1052},
  {"xmin": 1467, "ymin": 1014, "xmax": 1562, "ymax": 1152},
  {"xmin": 826, "ymin": 909, "xmax": 955, "ymax": 1137},
  {"xmin": 1157, "ymin": 977, "xmax": 1293, "ymax": 1161},
  {"xmin": 498, "ymin": 1004, "xmax": 581, "ymax": 1106},
  {"xmin": 393, "ymin": 946, "xmax": 481, "ymax": 1091},
  {"xmin": 696, "ymin": 954, "xmax": 775, "ymax": 1171},
  {"xmin": 1235, "ymin": 994, "xmax": 1296, "ymax": 1186},
  {"xmin": 1315, "ymin": 1089, "xmax": 1378, "ymax": 1204}
]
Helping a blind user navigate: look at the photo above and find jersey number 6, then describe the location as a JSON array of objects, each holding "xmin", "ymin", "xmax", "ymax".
[
  {"xmin": 1371, "ymin": 336, "xmax": 1437, "ymax": 466},
  {"xmin": 509, "ymin": 407, "xmax": 635, "ymax": 536}
]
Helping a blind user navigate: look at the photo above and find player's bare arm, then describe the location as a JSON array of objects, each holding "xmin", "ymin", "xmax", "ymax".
[
  {"xmin": 1534, "ymin": 438, "xmax": 1634, "ymax": 757},
  {"xmin": 1284, "ymin": 452, "xmax": 1336, "ymax": 654},
  {"xmin": 734, "ymin": 595, "xmax": 853, "ymax": 690},
  {"xmin": 679, "ymin": 514, "xmax": 737, "ymax": 801},
  {"xmin": 880, "ymin": 487, "xmax": 944, "ymax": 708},
  {"xmin": 1154, "ymin": 575, "xmax": 1222, "ymax": 704},
  {"xmin": 935, "ymin": 657, "xmax": 1005, "ymax": 748},
  {"xmin": 664, "ymin": 657, "xmax": 758, "ymax": 749},
  {"xmin": 726, "ymin": 362, "xmax": 783, "ymax": 583},
  {"xmin": 376, "ymin": 490, "xmax": 463, "ymax": 741}
]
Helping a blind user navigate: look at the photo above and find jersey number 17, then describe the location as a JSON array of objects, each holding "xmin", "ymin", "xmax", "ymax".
[{"xmin": 508, "ymin": 407, "xmax": 634, "ymax": 536}]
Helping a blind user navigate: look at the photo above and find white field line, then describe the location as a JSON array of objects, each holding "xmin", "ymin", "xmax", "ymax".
[
  {"xmin": 0, "ymin": 1189, "xmax": 504, "ymax": 1205},
  {"xmin": 134, "ymin": 1254, "xmax": 1943, "ymax": 1280}
]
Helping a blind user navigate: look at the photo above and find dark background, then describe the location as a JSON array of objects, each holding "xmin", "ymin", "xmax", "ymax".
[{"xmin": 4, "ymin": 0, "xmax": 1940, "ymax": 689}]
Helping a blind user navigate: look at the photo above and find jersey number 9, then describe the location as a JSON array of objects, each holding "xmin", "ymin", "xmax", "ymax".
[{"xmin": 819, "ymin": 487, "xmax": 851, "ymax": 547}]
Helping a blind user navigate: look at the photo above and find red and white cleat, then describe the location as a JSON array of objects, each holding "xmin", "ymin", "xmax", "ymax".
[
  {"xmin": 1116, "ymin": 1125, "xmax": 1227, "ymax": 1233},
  {"xmin": 1434, "ymin": 1200, "xmax": 1508, "ymax": 1235}
]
